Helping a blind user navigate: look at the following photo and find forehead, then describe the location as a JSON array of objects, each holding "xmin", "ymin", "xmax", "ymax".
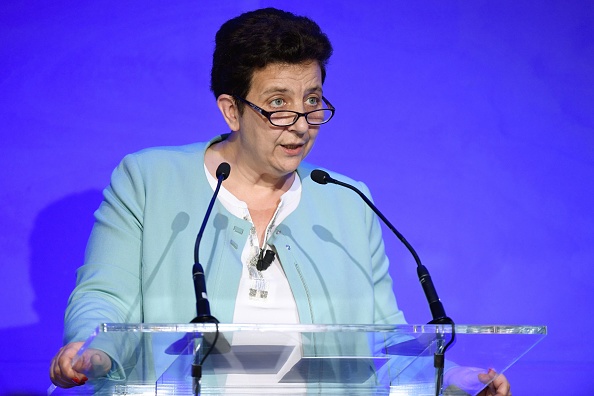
[{"xmin": 248, "ymin": 61, "xmax": 323, "ymax": 97}]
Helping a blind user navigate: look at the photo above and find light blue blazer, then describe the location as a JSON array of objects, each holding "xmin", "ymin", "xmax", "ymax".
[{"xmin": 64, "ymin": 135, "xmax": 406, "ymax": 348}]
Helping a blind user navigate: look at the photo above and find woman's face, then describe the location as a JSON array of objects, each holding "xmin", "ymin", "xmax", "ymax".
[{"xmin": 235, "ymin": 61, "xmax": 324, "ymax": 179}]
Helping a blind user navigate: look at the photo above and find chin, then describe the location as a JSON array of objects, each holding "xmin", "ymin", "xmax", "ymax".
[{"xmin": 273, "ymin": 164, "xmax": 301, "ymax": 177}]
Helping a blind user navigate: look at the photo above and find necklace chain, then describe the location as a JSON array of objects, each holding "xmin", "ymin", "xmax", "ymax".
[{"xmin": 243, "ymin": 208, "xmax": 279, "ymax": 300}]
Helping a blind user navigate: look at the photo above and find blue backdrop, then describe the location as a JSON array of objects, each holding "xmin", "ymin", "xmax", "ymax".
[{"xmin": 1, "ymin": 1, "xmax": 593, "ymax": 394}]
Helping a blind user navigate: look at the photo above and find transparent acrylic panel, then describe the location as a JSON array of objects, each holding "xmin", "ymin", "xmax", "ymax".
[{"xmin": 48, "ymin": 323, "xmax": 546, "ymax": 396}]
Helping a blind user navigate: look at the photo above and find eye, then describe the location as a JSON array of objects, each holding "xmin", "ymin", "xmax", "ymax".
[
  {"xmin": 305, "ymin": 97, "xmax": 320, "ymax": 107},
  {"xmin": 269, "ymin": 98, "xmax": 285, "ymax": 108}
]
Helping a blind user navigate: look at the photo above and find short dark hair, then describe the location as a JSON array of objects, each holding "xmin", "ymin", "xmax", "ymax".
[{"xmin": 210, "ymin": 8, "xmax": 333, "ymax": 108}]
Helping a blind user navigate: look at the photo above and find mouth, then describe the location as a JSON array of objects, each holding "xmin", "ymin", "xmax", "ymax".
[
  {"xmin": 280, "ymin": 142, "xmax": 307, "ymax": 155},
  {"xmin": 281, "ymin": 143, "xmax": 304, "ymax": 150}
]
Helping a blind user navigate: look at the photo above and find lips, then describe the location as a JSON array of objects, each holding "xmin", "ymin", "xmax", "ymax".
[
  {"xmin": 281, "ymin": 140, "xmax": 307, "ymax": 148},
  {"xmin": 281, "ymin": 144, "xmax": 303, "ymax": 149},
  {"xmin": 280, "ymin": 142, "xmax": 306, "ymax": 155}
]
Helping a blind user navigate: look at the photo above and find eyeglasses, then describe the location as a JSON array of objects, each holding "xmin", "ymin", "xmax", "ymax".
[{"xmin": 233, "ymin": 96, "xmax": 335, "ymax": 127}]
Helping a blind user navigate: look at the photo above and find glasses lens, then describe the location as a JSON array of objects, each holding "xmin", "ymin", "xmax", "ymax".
[
  {"xmin": 306, "ymin": 109, "xmax": 333, "ymax": 125},
  {"xmin": 270, "ymin": 112, "xmax": 298, "ymax": 126}
]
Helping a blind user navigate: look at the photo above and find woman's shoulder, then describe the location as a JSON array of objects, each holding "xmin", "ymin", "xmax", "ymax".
[
  {"xmin": 107, "ymin": 142, "xmax": 210, "ymax": 189},
  {"xmin": 128, "ymin": 142, "xmax": 206, "ymax": 163},
  {"xmin": 124, "ymin": 135, "xmax": 227, "ymax": 167}
]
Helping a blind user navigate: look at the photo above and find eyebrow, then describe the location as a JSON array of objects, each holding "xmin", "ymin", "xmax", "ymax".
[{"xmin": 260, "ymin": 86, "xmax": 323, "ymax": 97}]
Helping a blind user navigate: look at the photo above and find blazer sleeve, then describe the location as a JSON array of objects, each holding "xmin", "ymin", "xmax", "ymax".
[{"xmin": 63, "ymin": 153, "xmax": 147, "ymax": 379}]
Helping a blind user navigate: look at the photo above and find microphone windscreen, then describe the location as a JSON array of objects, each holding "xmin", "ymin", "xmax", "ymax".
[
  {"xmin": 216, "ymin": 162, "xmax": 231, "ymax": 180},
  {"xmin": 310, "ymin": 169, "xmax": 330, "ymax": 185}
]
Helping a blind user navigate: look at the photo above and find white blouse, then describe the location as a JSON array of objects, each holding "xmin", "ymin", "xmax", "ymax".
[{"xmin": 205, "ymin": 165, "xmax": 304, "ymax": 386}]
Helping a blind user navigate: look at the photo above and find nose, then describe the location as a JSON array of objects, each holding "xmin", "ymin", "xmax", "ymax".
[{"xmin": 288, "ymin": 113, "xmax": 310, "ymax": 135}]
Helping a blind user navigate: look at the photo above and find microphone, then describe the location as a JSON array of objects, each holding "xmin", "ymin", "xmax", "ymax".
[
  {"xmin": 191, "ymin": 162, "xmax": 231, "ymax": 323},
  {"xmin": 256, "ymin": 249, "xmax": 276, "ymax": 271},
  {"xmin": 310, "ymin": 169, "xmax": 453, "ymax": 325}
]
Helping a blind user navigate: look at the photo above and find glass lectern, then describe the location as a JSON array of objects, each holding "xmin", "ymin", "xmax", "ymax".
[{"xmin": 49, "ymin": 323, "xmax": 546, "ymax": 395}]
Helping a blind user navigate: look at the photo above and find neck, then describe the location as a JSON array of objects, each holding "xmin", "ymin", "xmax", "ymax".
[{"xmin": 205, "ymin": 137, "xmax": 296, "ymax": 201}]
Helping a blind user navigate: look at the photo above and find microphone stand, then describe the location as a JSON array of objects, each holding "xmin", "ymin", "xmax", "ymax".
[
  {"xmin": 190, "ymin": 162, "xmax": 230, "ymax": 395},
  {"xmin": 310, "ymin": 170, "xmax": 455, "ymax": 396}
]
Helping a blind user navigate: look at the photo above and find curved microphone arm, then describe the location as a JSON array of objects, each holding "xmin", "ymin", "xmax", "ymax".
[
  {"xmin": 311, "ymin": 168, "xmax": 456, "ymax": 395},
  {"xmin": 190, "ymin": 162, "xmax": 231, "ymax": 393},
  {"xmin": 310, "ymin": 169, "xmax": 453, "ymax": 325}
]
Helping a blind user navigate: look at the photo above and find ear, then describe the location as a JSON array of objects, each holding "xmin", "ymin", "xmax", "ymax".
[{"xmin": 216, "ymin": 94, "xmax": 240, "ymax": 131}]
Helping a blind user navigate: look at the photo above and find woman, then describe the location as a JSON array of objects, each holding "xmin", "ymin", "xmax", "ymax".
[{"xmin": 50, "ymin": 8, "xmax": 510, "ymax": 395}]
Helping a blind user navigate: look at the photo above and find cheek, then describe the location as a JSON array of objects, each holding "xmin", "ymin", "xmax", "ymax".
[{"xmin": 304, "ymin": 130, "xmax": 319, "ymax": 155}]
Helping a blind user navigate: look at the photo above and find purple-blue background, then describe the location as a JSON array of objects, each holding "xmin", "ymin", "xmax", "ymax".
[{"xmin": 1, "ymin": 1, "xmax": 593, "ymax": 394}]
